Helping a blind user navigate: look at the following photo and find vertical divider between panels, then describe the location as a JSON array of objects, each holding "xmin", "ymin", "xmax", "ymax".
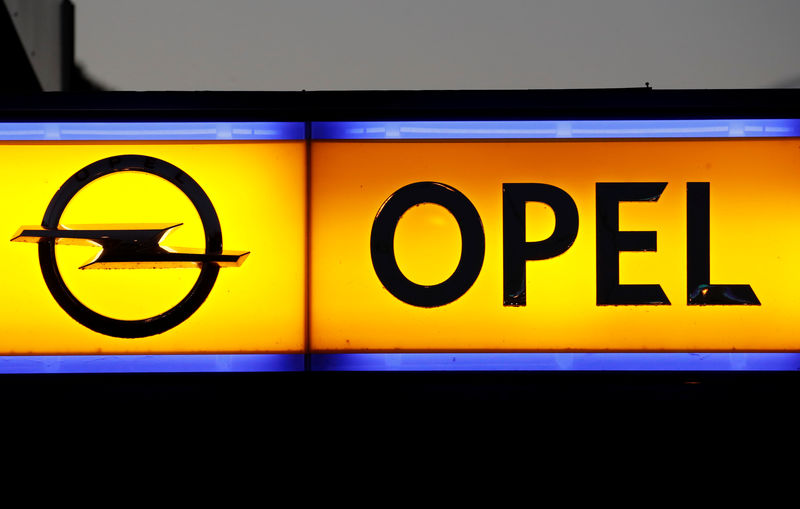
[{"xmin": 304, "ymin": 120, "xmax": 313, "ymax": 372}]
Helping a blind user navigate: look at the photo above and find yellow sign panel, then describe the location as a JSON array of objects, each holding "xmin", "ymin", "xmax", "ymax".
[
  {"xmin": 310, "ymin": 139, "xmax": 800, "ymax": 352},
  {"xmin": 0, "ymin": 141, "xmax": 306, "ymax": 354}
]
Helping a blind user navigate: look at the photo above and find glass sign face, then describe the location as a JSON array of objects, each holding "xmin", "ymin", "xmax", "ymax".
[
  {"xmin": 0, "ymin": 123, "xmax": 307, "ymax": 357},
  {"xmin": 310, "ymin": 120, "xmax": 800, "ymax": 353}
]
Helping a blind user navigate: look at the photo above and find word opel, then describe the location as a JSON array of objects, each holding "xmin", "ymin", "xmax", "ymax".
[{"xmin": 371, "ymin": 181, "xmax": 759, "ymax": 308}]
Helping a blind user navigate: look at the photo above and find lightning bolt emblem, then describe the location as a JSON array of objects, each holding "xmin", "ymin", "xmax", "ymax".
[{"xmin": 11, "ymin": 223, "xmax": 249, "ymax": 269}]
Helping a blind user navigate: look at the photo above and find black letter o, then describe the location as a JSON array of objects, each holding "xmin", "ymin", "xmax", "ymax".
[{"xmin": 370, "ymin": 182, "xmax": 485, "ymax": 307}]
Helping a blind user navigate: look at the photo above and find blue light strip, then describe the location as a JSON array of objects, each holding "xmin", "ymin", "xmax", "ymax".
[
  {"xmin": 3, "ymin": 353, "xmax": 796, "ymax": 373},
  {"xmin": 0, "ymin": 354, "xmax": 304, "ymax": 374},
  {"xmin": 4, "ymin": 120, "xmax": 797, "ymax": 141},
  {"xmin": 312, "ymin": 119, "xmax": 800, "ymax": 140},
  {"xmin": 0, "ymin": 122, "xmax": 306, "ymax": 141},
  {"xmin": 310, "ymin": 353, "xmax": 800, "ymax": 371}
]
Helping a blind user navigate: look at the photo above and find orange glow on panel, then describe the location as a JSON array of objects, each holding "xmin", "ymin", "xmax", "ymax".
[{"xmin": 310, "ymin": 139, "xmax": 800, "ymax": 352}]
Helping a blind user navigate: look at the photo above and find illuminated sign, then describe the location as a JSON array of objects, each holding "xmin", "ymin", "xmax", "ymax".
[
  {"xmin": 3, "ymin": 116, "xmax": 800, "ymax": 373},
  {"xmin": 0, "ymin": 122, "xmax": 306, "ymax": 360},
  {"xmin": 310, "ymin": 119, "xmax": 800, "ymax": 355}
]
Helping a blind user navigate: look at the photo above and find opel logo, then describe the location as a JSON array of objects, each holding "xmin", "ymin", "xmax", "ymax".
[{"xmin": 11, "ymin": 155, "xmax": 248, "ymax": 338}]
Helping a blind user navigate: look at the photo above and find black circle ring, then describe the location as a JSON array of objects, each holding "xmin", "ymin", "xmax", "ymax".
[{"xmin": 38, "ymin": 155, "xmax": 223, "ymax": 338}]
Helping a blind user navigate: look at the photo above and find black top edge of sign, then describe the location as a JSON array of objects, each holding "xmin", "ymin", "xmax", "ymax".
[{"xmin": 0, "ymin": 88, "xmax": 799, "ymax": 121}]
